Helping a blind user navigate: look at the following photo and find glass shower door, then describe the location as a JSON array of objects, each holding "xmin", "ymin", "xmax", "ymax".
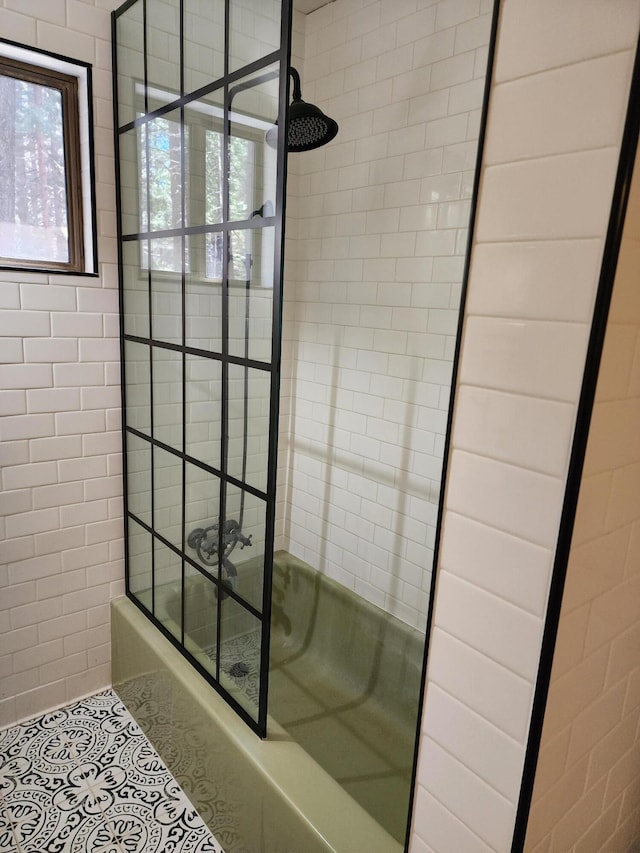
[{"xmin": 113, "ymin": 0, "xmax": 291, "ymax": 736}]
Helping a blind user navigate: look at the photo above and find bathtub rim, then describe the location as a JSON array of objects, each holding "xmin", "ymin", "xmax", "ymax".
[{"xmin": 111, "ymin": 594, "xmax": 402, "ymax": 853}]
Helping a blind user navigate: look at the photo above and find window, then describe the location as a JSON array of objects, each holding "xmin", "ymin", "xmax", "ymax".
[{"xmin": 0, "ymin": 41, "xmax": 97, "ymax": 275}]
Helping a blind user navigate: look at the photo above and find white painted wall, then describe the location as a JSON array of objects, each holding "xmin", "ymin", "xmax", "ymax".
[{"xmin": 411, "ymin": 2, "xmax": 640, "ymax": 850}]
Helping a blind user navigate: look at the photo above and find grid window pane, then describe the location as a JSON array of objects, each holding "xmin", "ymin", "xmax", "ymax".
[
  {"xmin": 229, "ymin": 67, "xmax": 279, "ymax": 224},
  {"xmin": 154, "ymin": 446, "xmax": 183, "ymax": 550},
  {"xmin": 220, "ymin": 595, "xmax": 261, "ymax": 722},
  {"xmin": 146, "ymin": 0, "xmax": 181, "ymax": 107},
  {"xmin": 228, "ymin": 227, "xmax": 275, "ymax": 363},
  {"xmin": 183, "ymin": 0, "xmax": 224, "ymax": 96},
  {"xmin": 127, "ymin": 433, "xmax": 152, "ymax": 526},
  {"xmin": 154, "ymin": 537, "xmax": 182, "ymax": 641},
  {"xmin": 152, "ymin": 345, "xmax": 182, "ymax": 451},
  {"xmin": 124, "ymin": 341, "xmax": 151, "ymax": 436},
  {"xmin": 186, "ymin": 233, "xmax": 222, "ymax": 353},
  {"xmin": 116, "ymin": 0, "xmax": 144, "ymax": 127},
  {"xmin": 150, "ymin": 237, "xmax": 182, "ymax": 344},
  {"xmin": 186, "ymin": 354, "xmax": 222, "ymax": 470},
  {"xmin": 224, "ymin": 483, "xmax": 266, "ymax": 613},
  {"xmin": 184, "ymin": 564, "xmax": 219, "ymax": 678},
  {"xmin": 122, "ymin": 239, "xmax": 149, "ymax": 339},
  {"xmin": 184, "ymin": 461, "xmax": 221, "ymax": 574},
  {"xmin": 229, "ymin": 0, "xmax": 282, "ymax": 74},
  {"xmin": 228, "ymin": 364, "xmax": 270, "ymax": 494},
  {"xmin": 128, "ymin": 518, "xmax": 153, "ymax": 606}
]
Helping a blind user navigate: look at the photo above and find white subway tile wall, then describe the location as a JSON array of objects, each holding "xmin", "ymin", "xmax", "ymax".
[
  {"xmin": 278, "ymin": 0, "xmax": 493, "ymax": 631},
  {"xmin": 1, "ymin": 2, "xmax": 640, "ymax": 851},
  {"xmin": 412, "ymin": 1, "xmax": 640, "ymax": 851},
  {"xmin": 525, "ymin": 142, "xmax": 640, "ymax": 853},
  {"xmin": 0, "ymin": 0, "xmax": 123, "ymax": 730}
]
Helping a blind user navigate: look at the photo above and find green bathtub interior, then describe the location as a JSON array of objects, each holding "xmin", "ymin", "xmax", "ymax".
[{"xmin": 111, "ymin": 550, "xmax": 424, "ymax": 852}]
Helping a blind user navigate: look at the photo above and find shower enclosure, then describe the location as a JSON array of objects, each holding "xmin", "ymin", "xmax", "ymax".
[
  {"xmin": 114, "ymin": 0, "xmax": 290, "ymax": 735},
  {"xmin": 113, "ymin": 0, "xmax": 496, "ymax": 848}
]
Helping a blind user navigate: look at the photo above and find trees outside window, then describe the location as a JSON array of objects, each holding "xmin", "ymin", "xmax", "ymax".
[{"xmin": 0, "ymin": 51, "xmax": 89, "ymax": 273}]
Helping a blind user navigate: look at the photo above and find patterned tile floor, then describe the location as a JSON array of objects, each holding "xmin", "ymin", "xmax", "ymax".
[{"xmin": 0, "ymin": 689, "xmax": 224, "ymax": 853}]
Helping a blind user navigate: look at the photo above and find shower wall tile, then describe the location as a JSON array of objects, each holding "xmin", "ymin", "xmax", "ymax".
[
  {"xmin": 412, "ymin": 1, "xmax": 640, "ymax": 852},
  {"xmin": 494, "ymin": 0, "xmax": 639, "ymax": 83},
  {"xmin": 466, "ymin": 239, "xmax": 603, "ymax": 323},
  {"xmin": 484, "ymin": 53, "xmax": 634, "ymax": 165},
  {"xmin": 477, "ymin": 149, "xmax": 620, "ymax": 243},
  {"xmin": 0, "ymin": 0, "xmax": 123, "ymax": 729},
  {"xmin": 279, "ymin": 0, "xmax": 492, "ymax": 630},
  {"xmin": 526, "ymin": 146, "xmax": 640, "ymax": 853}
]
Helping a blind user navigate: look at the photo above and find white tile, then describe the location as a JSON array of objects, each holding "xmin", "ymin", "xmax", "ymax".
[
  {"xmin": 23, "ymin": 338, "xmax": 78, "ymax": 363},
  {"xmin": 453, "ymin": 385, "xmax": 575, "ymax": 477},
  {"xmin": 446, "ymin": 449, "xmax": 565, "ymax": 549},
  {"xmin": 465, "ymin": 240, "xmax": 603, "ymax": 323},
  {"xmin": 411, "ymin": 786, "xmax": 492, "ymax": 853},
  {"xmin": 424, "ymin": 683, "xmax": 525, "ymax": 799},
  {"xmin": 426, "ymin": 628, "xmax": 532, "ymax": 742},
  {"xmin": 440, "ymin": 511, "xmax": 552, "ymax": 616},
  {"xmin": 494, "ymin": 0, "xmax": 640, "ymax": 83},
  {"xmin": 459, "ymin": 316, "xmax": 590, "ymax": 403},
  {"xmin": 454, "ymin": 13, "xmax": 492, "ymax": 54},
  {"xmin": 584, "ymin": 399, "xmax": 640, "ymax": 475},
  {"xmin": 485, "ymin": 53, "xmax": 633, "ymax": 165},
  {"xmin": 430, "ymin": 51, "xmax": 475, "ymax": 91},
  {"xmin": 435, "ymin": 571, "xmax": 543, "ymax": 680},
  {"xmin": 0, "ymin": 310, "xmax": 50, "ymax": 337},
  {"xmin": 26, "ymin": 388, "xmax": 81, "ymax": 414},
  {"xmin": 0, "ymin": 414, "xmax": 55, "ymax": 442},
  {"xmin": 476, "ymin": 149, "xmax": 620, "ymax": 242},
  {"xmin": 19, "ymin": 284, "xmax": 76, "ymax": 311},
  {"xmin": 435, "ymin": 0, "xmax": 481, "ymax": 32},
  {"xmin": 418, "ymin": 737, "xmax": 515, "ymax": 850}
]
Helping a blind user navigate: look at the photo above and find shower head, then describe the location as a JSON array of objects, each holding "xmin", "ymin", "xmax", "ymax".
[{"xmin": 266, "ymin": 66, "xmax": 338, "ymax": 153}]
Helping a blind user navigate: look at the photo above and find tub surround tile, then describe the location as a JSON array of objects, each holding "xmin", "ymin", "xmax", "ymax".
[
  {"xmin": 494, "ymin": 0, "xmax": 640, "ymax": 83},
  {"xmin": 426, "ymin": 629, "xmax": 532, "ymax": 744},
  {"xmin": 465, "ymin": 239, "xmax": 603, "ymax": 323},
  {"xmin": 453, "ymin": 385, "xmax": 575, "ymax": 477},
  {"xmin": 412, "ymin": 786, "xmax": 492, "ymax": 853},
  {"xmin": 418, "ymin": 737, "xmax": 514, "ymax": 851},
  {"xmin": 485, "ymin": 53, "xmax": 633, "ymax": 164},
  {"xmin": 460, "ymin": 316, "xmax": 590, "ymax": 403},
  {"xmin": 445, "ymin": 450, "xmax": 565, "ymax": 550},
  {"xmin": 0, "ymin": 689, "xmax": 223, "ymax": 853},
  {"xmin": 476, "ymin": 149, "xmax": 620, "ymax": 243},
  {"xmin": 435, "ymin": 571, "xmax": 543, "ymax": 681}
]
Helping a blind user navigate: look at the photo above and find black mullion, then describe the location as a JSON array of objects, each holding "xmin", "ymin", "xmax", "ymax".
[
  {"xmin": 125, "ymin": 426, "xmax": 269, "ymax": 502},
  {"xmin": 142, "ymin": 0, "xmax": 156, "ymax": 616},
  {"xmin": 216, "ymin": 0, "xmax": 231, "ymax": 686},
  {"xmin": 142, "ymin": 0, "xmax": 148, "ymax": 115},
  {"xmin": 121, "ymin": 216, "xmax": 277, "ymax": 242},
  {"xmin": 179, "ymin": 0, "xmax": 184, "ymax": 98},
  {"xmin": 112, "ymin": 8, "xmax": 131, "ymax": 599},
  {"xmin": 117, "ymin": 48, "xmax": 283, "ymax": 135},
  {"xmin": 180, "ymin": 97, "xmax": 187, "ymax": 649},
  {"xmin": 256, "ymin": 0, "xmax": 293, "ymax": 739},
  {"xmin": 124, "ymin": 333, "xmax": 273, "ymax": 373}
]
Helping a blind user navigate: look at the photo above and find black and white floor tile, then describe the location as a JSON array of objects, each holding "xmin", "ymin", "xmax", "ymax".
[{"xmin": 0, "ymin": 690, "xmax": 224, "ymax": 853}]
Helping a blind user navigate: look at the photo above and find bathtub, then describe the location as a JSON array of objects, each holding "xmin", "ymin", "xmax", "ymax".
[{"xmin": 111, "ymin": 550, "xmax": 423, "ymax": 852}]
